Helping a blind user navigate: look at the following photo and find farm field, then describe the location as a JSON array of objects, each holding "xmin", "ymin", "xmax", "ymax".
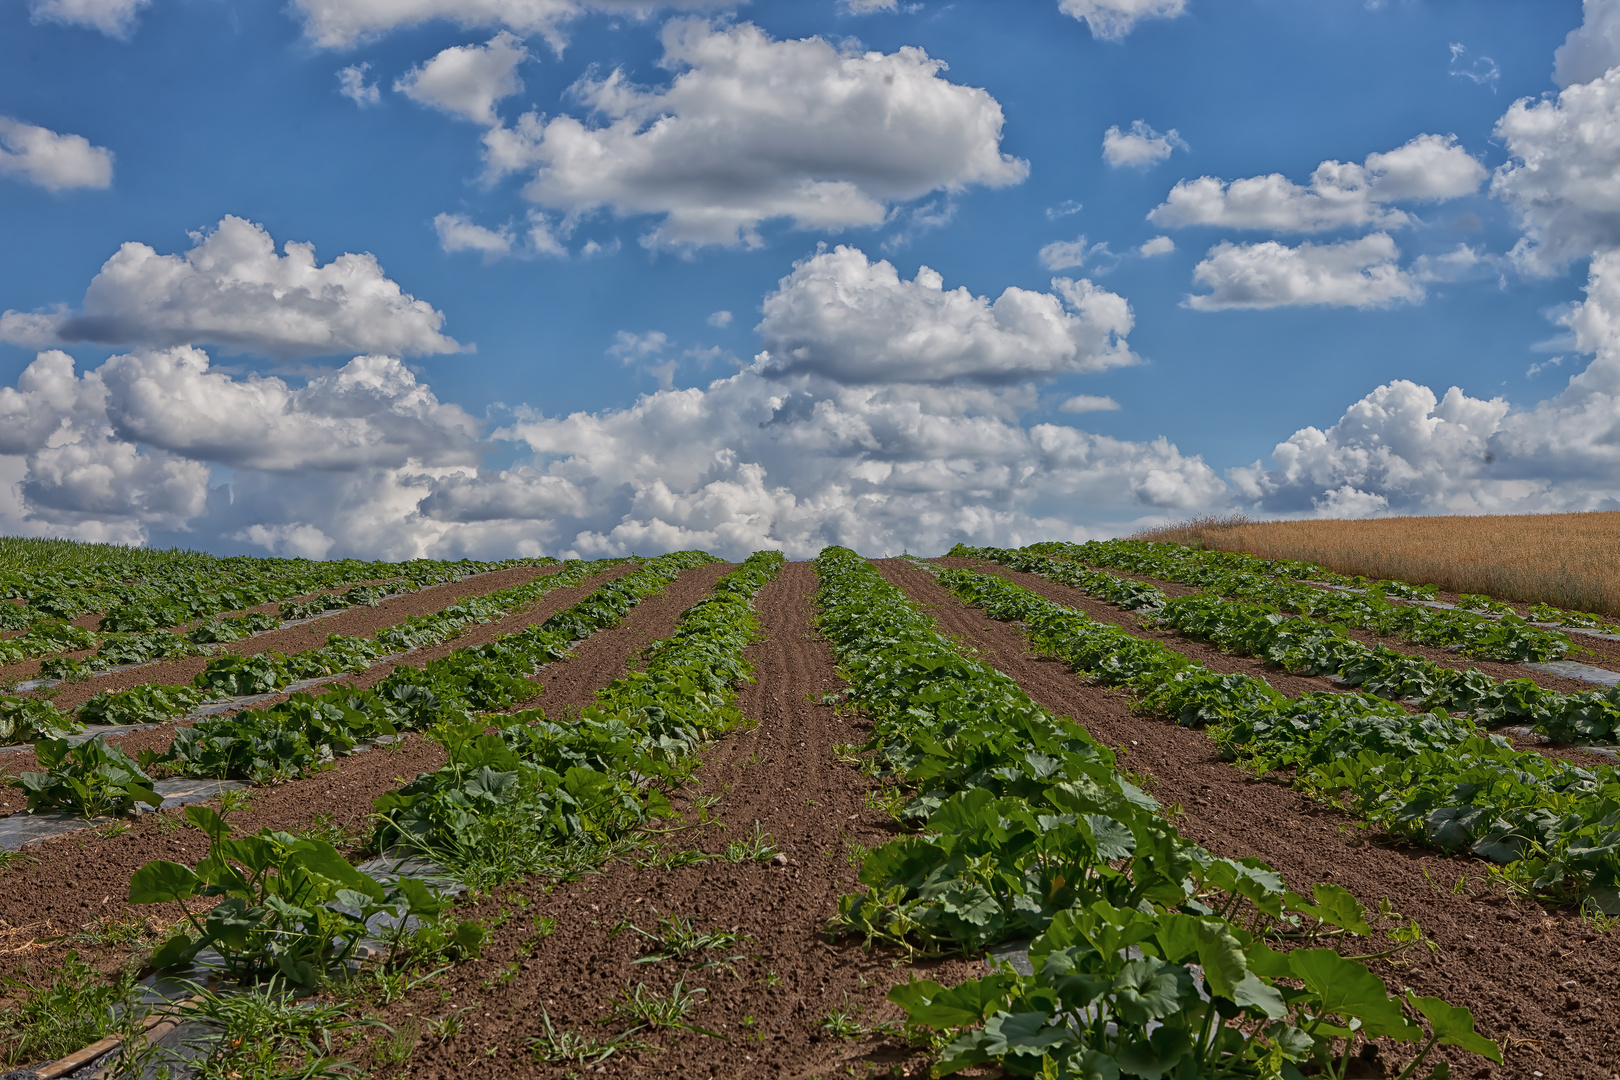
[
  {"xmin": 0, "ymin": 541, "xmax": 1617, "ymax": 1078},
  {"xmin": 1140, "ymin": 512, "xmax": 1620, "ymax": 618}
]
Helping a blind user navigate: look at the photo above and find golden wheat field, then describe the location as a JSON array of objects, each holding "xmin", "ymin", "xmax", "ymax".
[{"xmin": 1134, "ymin": 511, "xmax": 1620, "ymax": 615}]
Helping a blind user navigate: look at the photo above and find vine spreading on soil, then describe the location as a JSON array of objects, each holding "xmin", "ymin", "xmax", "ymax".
[
  {"xmin": 939, "ymin": 555, "xmax": 1620, "ymax": 917},
  {"xmin": 813, "ymin": 547, "xmax": 1498, "ymax": 1079}
]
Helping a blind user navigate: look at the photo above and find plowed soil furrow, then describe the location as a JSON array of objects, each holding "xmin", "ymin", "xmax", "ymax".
[
  {"xmin": 358, "ymin": 560, "xmax": 980, "ymax": 1080},
  {"xmin": 0, "ymin": 564, "xmax": 723, "ymax": 1001},
  {"xmin": 0, "ymin": 564, "xmax": 640, "ymax": 812},
  {"xmin": 1072, "ymin": 558, "xmax": 1620, "ymax": 681},
  {"xmin": 881, "ymin": 559, "xmax": 1620, "ymax": 1080}
]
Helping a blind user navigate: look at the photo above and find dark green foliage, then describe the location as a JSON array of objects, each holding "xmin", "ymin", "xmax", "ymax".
[
  {"xmin": 0, "ymin": 695, "xmax": 81, "ymax": 745},
  {"xmin": 21, "ymin": 734, "xmax": 162, "ymax": 817},
  {"xmin": 371, "ymin": 550, "xmax": 781, "ymax": 887},
  {"xmin": 815, "ymin": 548, "xmax": 1496, "ymax": 1078},
  {"xmin": 130, "ymin": 805, "xmax": 443, "ymax": 986},
  {"xmin": 941, "ymin": 558, "xmax": 1620, "ymax": 912}
]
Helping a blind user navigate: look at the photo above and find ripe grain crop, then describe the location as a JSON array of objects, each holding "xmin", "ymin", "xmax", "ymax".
[{"xmin": 1134, "ymin": 511, "xmax": 1620, "ymax": 615}]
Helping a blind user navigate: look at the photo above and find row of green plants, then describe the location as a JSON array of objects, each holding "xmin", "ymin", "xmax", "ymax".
[
  {"xmin": 965, "ymin": 545, "xmax": 1620, "ymax": 744},
  {"xmin": 1037, "ymin": 538, "xmax": 1620, "ymax": 636},
  {"xmin": 4, "ymin": 551, "xmax": 512, "ymax": 626},
  {"xmin": 371, "ymin": 548, "xmax": 783, "ymax": 886},
  {"xmin": 999, "ymin": 542, "xmax": 1574, "ymax": 663},
  {"xmin": 0, "ymin": 550, "xmax": 778, "ymax": 1076},
  {"xmin": 0, "ymin": 557, "xmax": 631, "ymax": 746},
  {"xmin": 934, "ymin": 561, "xmax": 1620, "ymax": 916},
  {"xmin": 2, "ymin": 558, "xmax": 537, "ymax": 679},
  {"xmin": 14, "ymin": 553, "xmax": 710, "ymax": 808},
  {"xmin": 813, "ymin": 548, "xmax": 1497, "ymax": 1079}
]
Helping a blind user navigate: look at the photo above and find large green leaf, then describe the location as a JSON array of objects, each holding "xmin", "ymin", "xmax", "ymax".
[
  {"xmin": 981, "ymin": 1012, "xmax": 1069, "ymax": 1058},
  {"xmin": 1288, "ymin": 949, "xmax": 1418, "ymax": 1040},
  {"xmin": 1284, "ymin": 883, "xmax": 1370, "ymax": 936},
  {"xmin": 128, "ymin": 859, "xmax": 200, "ymax": 904},
  {"xmin": 1111, "ymin": 958, "xmax": 1191, "ymax": 1026},
  {"xmin": 1406, "ymin": 992, "xmax": 1502, "ymax": 1062},
  {"xmin": 889, "ymin": 974, "xmax": 1015, "ymax": 1027}
]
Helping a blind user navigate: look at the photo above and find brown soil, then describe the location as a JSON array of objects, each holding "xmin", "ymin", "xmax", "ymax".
[
  {"xmin": 883, "ymin": 559, "xmax": 1620, "ymax": 1080},
  {"xmin": 0, "ymin": 562, "xmax": 729, "ymax": 1033},
  {"xmin": 352, "ymin": 561, "xmax": 982, "ymax": 1080}
]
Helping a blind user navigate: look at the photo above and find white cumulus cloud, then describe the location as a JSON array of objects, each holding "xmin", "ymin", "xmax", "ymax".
[
  {"xmin": 0, "ymin": 117, "xmax": 114, "ymax": 192},
  {"xmin": 1139, "ymin": 235, "xmax": 1174, "ymax": 256},
  {"xmin": 395, "ymin": 31, "xmax": 528, "ymax": 126},
  {"xmin": 0, "ymin": 240, "xmax": 1224, "ymax": 559},
  {"xmin": 1150, "ymin": 134, "xmax": 1486, "ymax": 233},
  {"xmin": 1187, "ymin": 232, "xmax": 1423, "ymax": 311},
  {"xmin": 28, "ymin": 0, "xmax": 149, "ymax": 37},
  {"xmin": 233, "ymin": 523, "xmax": 337, "ymax": 560},
  {"xmin": 1059, "ymin": 0, "xmax": 1187, "ymax": 40},
  {"xmin": 1101, "ymin": 120, "xmax": 1187, "ymax": 168},
  {"xmin": 0, "ymin": 215, "xmax": 463, "ymax": 359},
  {"xmin": 1492, "ymin": 66, "xmax": 1620, "ymax": 275},
  {"xmin": 1554, "ymin": 0, "xmax": 1620, "ymax": 88},
  {"xmin": 1232, "ymin": 250, "xmax": 1620, "ymax": 517},
  {"xmin": 753, "ymin": 246, "xmax": 1137, "ymax": 385},
  {"xmin": 482, "ymin": 19, "xmax": 1028, "ymax": 249}
]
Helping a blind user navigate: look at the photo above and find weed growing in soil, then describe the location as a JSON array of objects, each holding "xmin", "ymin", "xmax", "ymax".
[
  {"xmin": 295, "ymin": 811, "xmax": 369, "ymax": 854},
  {"xmin": 608, "ymin": 980, "xmax": 721, "ymax": 1036},
  {"xmin": 634, "ymin": 845, "xmax": 717, "ymax": 870},
  {"xmin": 170, "ymin": 979, "xmax": 381, "ymax": 1080},
  {"xmin": 819, "ymin": 995, "xmax": 895, "ymax": 1041},
  {"xmin": 0, "ymin": 952, "xmax": 141, "ymax": 1066},
  {"xmin": 531, "ymin": 1009, "xmax": 650, "ymax": 1065},
  {"xmin": 374, "ymin": 1019, "xmax": 420, "ymax": 1069},
  {"xmin": 615, "ymin": 915, "xmax": 748, "ymax": 969},
  {"xmin": 423, "ymin": 1007, "xmax": 471, "ymax": 1043},
  {"xmin": 860, "ymin": 786, "xmax": 906, "ymax": 818},
  {"xmin": 722, "ymin": 821, "xmax": 779, "ymax": 862},
  {"xmin": 74, "ymin": 911, "xmax": 168, "ymax": 949}
]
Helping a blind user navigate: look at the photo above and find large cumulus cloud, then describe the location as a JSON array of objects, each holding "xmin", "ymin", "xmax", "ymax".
[
  {"xmin": 0, "ymin": 243, "xmax": 1224, "ymax": 558},
  {"xmin": 752, "ymin": 246, "xmax": 1136, "ymax": 384},
  {"xmin": 1232, "ymin": 251, "xmax": 1620, "ymax": 516},
  {"xmin": 482, "ymin": 19, "xmax": 1029, "ymax": 249},
  {"xmin": 0, "ymin": 216, "xmax": 464, "ymax": 359}
]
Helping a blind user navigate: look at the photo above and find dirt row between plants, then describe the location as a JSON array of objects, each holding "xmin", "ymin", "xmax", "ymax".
[
  {"xmin": 1091, "ymin": 560, "xmax": 1620, "ymax": 679},
  {"xmin": 882, "ymin": 559, "xmax": 1620, "ymax": 1080},
  {"xmin": 941, "ymin": 556, "xmax": 1620, "ymax": 770},
  {"xmin": 348, "ymin": 559, "xmax": 983, "ymax": 1080},
  {"xmin": 0, "ymin": 563, "xmax": 725, "ymax": 1014}
]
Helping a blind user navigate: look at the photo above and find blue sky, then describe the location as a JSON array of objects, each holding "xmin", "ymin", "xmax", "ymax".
[{"xmin": 1, "ymin": 0, "xmax": 1617, "ymax": 559}]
